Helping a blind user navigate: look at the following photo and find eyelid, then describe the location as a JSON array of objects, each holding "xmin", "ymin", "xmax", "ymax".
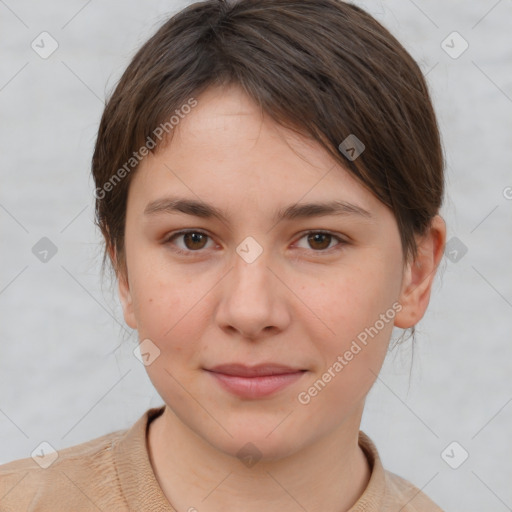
[{"xmin": 163, "ymin": 228, "xmax": 349, "ymax": 255}]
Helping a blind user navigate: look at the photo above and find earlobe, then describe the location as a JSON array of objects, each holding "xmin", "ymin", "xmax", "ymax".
[
  {"xmin": 118, "ymin": 273, "xmax": 137, "ymax": 330},
  {"xmin": 109, "ymin": 244, "xmax": 137, "ymax": 330},
  {"xmin": 394, "ymin": 215, "xmax": 446, "ymax": 329}
]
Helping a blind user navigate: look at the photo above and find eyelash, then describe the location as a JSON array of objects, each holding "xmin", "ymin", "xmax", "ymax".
[{"xmin": 163, "ymin": 229, "xmax": 348, "ymax": 256}]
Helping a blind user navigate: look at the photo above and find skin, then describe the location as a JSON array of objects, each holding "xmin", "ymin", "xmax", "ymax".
[{"xmin": 113, "ymin": 83, "xmax": 446, "ymax": 512}]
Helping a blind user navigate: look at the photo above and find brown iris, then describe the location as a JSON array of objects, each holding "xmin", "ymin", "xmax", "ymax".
[
  {"xmin": 307, "ymin": 233, "xmax": 332, "ymax": 251},
  {"xmin": 182, "ymin": 232, "xmax": 208, "ymax": 250}
]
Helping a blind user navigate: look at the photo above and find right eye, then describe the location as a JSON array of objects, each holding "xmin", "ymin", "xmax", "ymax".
[{"xmin": 163, "ymin": 230, "xmax": 215, "ymax": 255}]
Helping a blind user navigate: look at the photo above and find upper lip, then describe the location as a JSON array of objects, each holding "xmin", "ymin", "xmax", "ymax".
[{"xmin": 206, "ymin": 363, "xmax": 306, "ymax": 377}]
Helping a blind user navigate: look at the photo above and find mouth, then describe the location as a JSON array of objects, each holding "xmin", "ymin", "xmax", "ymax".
[{"xmin": 204, "ymin": 363, "xmax": 307, "ymax": 399}]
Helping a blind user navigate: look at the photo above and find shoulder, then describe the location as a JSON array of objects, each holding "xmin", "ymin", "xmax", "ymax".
[
  {"xmin": 0, "ymin": 428, "xmax": 128, "ymax": 512},
  {"xmin": 383, "ymin": 469, "xmax": 444, "ymax": 512}
]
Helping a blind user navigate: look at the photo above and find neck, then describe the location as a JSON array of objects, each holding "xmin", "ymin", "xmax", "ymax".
[{"xmin": 147, "ymin": 405, "xmax": 371, "ymax": 512}]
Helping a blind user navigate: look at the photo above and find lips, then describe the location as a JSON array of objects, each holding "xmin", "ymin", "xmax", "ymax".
[
  {"xmin": 204, "ymin": 363, "xmax": 307, "ymax": 399},
  {"xmin": 206, "ymin": 363, "xmax": 306, "ymax": 377}
]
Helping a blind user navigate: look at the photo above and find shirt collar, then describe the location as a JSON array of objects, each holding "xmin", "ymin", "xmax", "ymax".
[{"xmin": 113, "ymin": 405, "xmax": 173, "ymax": 511}]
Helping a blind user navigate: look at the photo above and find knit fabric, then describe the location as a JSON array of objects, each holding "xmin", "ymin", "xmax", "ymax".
[{"xmin": 0, "ymin": 406, "xmax": 443, "ymax": 511}]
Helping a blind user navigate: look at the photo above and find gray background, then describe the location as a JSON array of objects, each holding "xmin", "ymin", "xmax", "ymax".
[{"xmin": 1, "ymin": 1, "xmax": 511, "ymax": 510}]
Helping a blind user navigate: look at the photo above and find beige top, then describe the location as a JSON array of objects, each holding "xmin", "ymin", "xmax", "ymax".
[{"xmin": 0, "ymin": 406, "xmax": 443, "ymax": 511}]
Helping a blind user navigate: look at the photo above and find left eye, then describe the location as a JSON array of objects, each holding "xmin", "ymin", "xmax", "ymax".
[{"xmin": 295, "ymin": 231, "xmax": 345, "ymax": 252}]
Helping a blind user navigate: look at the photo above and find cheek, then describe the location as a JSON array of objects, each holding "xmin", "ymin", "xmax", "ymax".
[
  {"xmin": 297, "ymin": 289, "xmax": 396, "ymax": 417},
  {"xmin": 129, "ymin": 264, "xmax": 215, "ymax": 367},
  {"xmin": 129, "ymin": 265, "xmax": 188, "ymax": 344},
  {"xmin": 305, "ymin": 263, "xmax": 399, "ymax": 338},
  {"xmin": 301, "ymin": 260, "xmax": 401, "ymax": 384}
]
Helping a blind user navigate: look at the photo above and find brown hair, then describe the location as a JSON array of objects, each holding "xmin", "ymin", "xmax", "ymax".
[{"xmin": 92, "ymin": 0, "xmax": 444, "ymax": 286}]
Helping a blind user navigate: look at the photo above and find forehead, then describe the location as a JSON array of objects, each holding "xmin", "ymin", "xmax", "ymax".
[
  {"xmin": 170, "ymin": 84, "xmax": 330, "ymax": 168},
  {"xmin": 129, "ymin": 84, "xmax": 385, "ymax": 221}
]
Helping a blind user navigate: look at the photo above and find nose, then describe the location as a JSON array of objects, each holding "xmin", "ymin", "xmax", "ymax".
[{"xmin": 214, "ymin": 246, "xmax": 291, "ymax": 341}]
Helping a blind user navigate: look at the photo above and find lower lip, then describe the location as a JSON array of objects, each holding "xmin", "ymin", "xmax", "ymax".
[{"xmin": 206, "ymin": 370, "xmax": 306, "ymax": 399}]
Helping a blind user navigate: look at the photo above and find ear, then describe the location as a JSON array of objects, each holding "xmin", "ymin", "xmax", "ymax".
[
  {"xmin": 108, "ymin": 244, "xmax": 137, "ymax": 330},
  {"xmin": 394, "ymin": 215, "xmax": 446, "ymax": 329}
]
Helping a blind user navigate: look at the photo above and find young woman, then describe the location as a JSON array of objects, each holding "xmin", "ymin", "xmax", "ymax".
[{"xmin": 0, "ymin": 0, "xmax": 446, "ymax": 510}]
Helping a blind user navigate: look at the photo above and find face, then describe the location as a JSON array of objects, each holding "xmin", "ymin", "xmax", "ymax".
[{"xmin": 116, "ymin": 84, "xmax": 437, "ymax": 460}]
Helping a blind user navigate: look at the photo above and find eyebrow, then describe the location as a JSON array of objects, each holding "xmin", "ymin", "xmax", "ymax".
[{"xmin": 143, "ymin": 197, "xmax": 373, "ymax": 223}]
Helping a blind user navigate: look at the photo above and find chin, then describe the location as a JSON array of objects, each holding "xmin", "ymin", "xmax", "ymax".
[{"xmin": 200, "ymin": 418, "xmax": 309, "ymax": 464}]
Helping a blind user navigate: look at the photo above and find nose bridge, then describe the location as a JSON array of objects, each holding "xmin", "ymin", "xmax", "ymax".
[{"xmin": 231, "ymin": 235, "xmax": 274, "ymax": 301}]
